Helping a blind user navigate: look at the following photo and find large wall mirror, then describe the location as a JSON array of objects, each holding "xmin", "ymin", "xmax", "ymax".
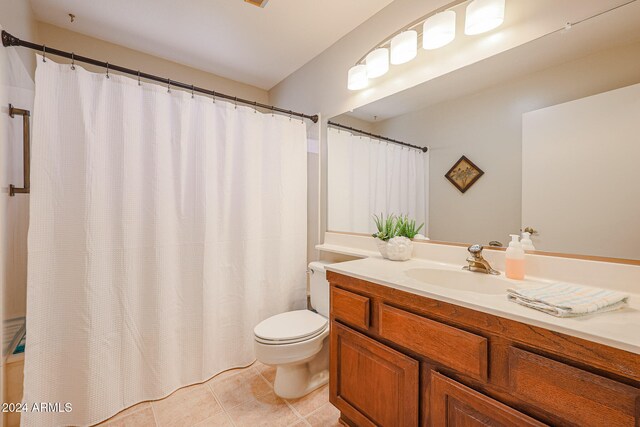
[{"xmin": 327, "ymin": 0, "xmax": 640, "ymax": 261}]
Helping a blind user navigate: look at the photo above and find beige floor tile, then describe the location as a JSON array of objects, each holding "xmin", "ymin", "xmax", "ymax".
[
  {"xmin": 287, "ymin": 419, "xmax": 310, "ymax": 427},
  {"xmin": 210, "ymin": 367, "xmax": 272, "ymax": 410},
  {"xmin": 102, "ymin": 407, "xmax": 156, "ymax": 427},
  {"xmin": 226, "ymin": 391, "xmax": 300, "ymax": 427},
  {"xmin": 152, "ymin": 383, "xmax": 222, "ymax": 427},
  {"xmin": 305, "ymin": 403, "xmax": 341, "ymax": 427},
  {"xmin": 286, "ymin": 384, "xmax": 329, "ymax": 417},
  {"xmin": 254, "ymin": 361, "xmax": 277, "ymax": 384},
  {"xmin": 193, "ymin": 411, "xmax": 234, "ymax": 427}
]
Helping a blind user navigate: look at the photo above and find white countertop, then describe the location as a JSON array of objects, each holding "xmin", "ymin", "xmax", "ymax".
[{"xmin": 325, "ymin": 256, "xmax": 640, "ymax": 354}]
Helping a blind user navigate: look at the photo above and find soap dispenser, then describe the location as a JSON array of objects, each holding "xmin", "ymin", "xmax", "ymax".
[
  {"xmin": 506, "ymin": 234, "xmax": 525, "ymax": 280},
  {"xmin": 521, "ymin": 231, "xmax": 536, "ymax": 251}
]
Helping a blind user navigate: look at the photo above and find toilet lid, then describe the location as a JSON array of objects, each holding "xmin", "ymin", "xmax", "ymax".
[{"xmin": 254, "ymin": 310, "xmax": 328, "ymax": 343}]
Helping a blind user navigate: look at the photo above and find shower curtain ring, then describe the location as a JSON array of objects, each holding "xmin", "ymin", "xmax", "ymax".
[
  {"xmin": 42, "ymin": 45, "xmax": 46, "ymax": 62},
  {"xmin": 253, "ymin": 101, "xmax": 258, "ymax": 113},
  {"xmin": 234, "ymin": 97, "xmax": 238, "ymax": 109},
  {"xmin": 70, "ymin": 52, "xmax": 75, "ymax": 70},
  {"xmin": 167, "ymin": 78, "xmax": 171, "ymax": 93},
  {"xmin": 191, "ymin": 85, "xmax": 195, "ymax": 98},
  {"xmin": 289, "ymin": 111, "xmax": 292, "ymax": 121},
  {"xmin": 105, "ymin": 62, "xmax": 110, "ymax": 79},
  {"xmin": 137, "ymin": 70, "xmax": 141, "ymax": 86},
  {"xmin": 212, "ymin": 91, "xmax": 216, "ymax": 103}
]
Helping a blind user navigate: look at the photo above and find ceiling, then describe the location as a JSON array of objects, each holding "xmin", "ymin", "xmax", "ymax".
[
  {"xmin": 29, "ymin": 0, "xmax": 394, "ymax": 90},
  {"xmin": 343, "ymin": 0, "xmax": 640, "ymax": 122}
]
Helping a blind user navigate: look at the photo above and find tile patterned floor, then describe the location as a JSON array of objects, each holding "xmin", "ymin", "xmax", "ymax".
[{"xmin": 97, "ymin": 362, "xmax": 340, "ymax": 427}]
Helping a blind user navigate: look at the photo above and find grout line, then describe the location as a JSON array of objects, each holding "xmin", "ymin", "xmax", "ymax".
[
  {"xmin": 283, "ymin": 395, "xmax": 312, "ymax": 426},
  {"xmin": 209, "ymin": 381, "xmax": 237, "ymax": 427},
  {"xmin": 209, "ymin": 367, "xmax": 274, "ymax": 413},
  {"xmin": 252, "ymin": 366, "xmax": 274, "ymax": 388},
  {"xmin": 304, "ymin": 402, "xmax": 331, "ymax": 419},
  {"xmin": 149, "ymin": 403, "xmax": 160, "ymax": 427}
]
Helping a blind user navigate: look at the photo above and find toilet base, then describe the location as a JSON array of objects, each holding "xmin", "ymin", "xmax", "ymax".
[
  {"xmin": 274, "ymin": 365, "xmax": 329, "ymax": 399},
  {"xmin": 272, "ymin": 338, "xmax": 329, "ymax": 399}
]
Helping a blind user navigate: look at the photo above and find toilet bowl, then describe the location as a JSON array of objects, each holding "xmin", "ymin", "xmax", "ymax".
[{"xmin": 254, "ymin": 261, "xmax": 332, "ymax": 399}]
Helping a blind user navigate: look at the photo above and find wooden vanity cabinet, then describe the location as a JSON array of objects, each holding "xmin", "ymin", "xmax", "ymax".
[{"xmin": 327, "ymin": 271, "xmax": 640, "ymax": 427}]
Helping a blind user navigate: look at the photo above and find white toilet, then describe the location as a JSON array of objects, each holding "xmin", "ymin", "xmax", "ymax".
[{"xmin": 254, "ymin": 261, "xmax": 331, "ymax": 399}]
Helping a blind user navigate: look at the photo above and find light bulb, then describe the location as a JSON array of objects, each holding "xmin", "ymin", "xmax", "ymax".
[
  {"xmin": 465, "ymin": 0, "xmax": 505, "ymax": 35},
  {"xmin": 423, "ymin": 11, "xmax": 456, "ymax": 49},
  {"xmin": 390, "ymin": 30, "xmax": 418, "ymax": 65},
  {"xmin": 366, "ymin": 48, "xmax": 389, "ymax": 78},
  {"xmin": 347, "ymin": 64, "xmax": 368, "ymax": 90}
]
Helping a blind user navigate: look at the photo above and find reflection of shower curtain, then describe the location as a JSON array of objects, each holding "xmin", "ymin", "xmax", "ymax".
[
  {"xmin": 23, "ymin": 57, "xmax": 307, "ymax": 426},
  {"xmin": 327, "ymin": 127, "xmax": 428, "ymax": 234}
]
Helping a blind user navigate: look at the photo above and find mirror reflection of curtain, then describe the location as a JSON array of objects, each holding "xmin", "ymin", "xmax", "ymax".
[
  {"xmin": 23, "ymin": 57, "xmax": 308, "ymax": 426},
  {"xmin": 328, "ymin": 127, "xmax": 428, "ymax": 235}
]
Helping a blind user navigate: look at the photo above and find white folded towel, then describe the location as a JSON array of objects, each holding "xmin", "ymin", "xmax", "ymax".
[{"xmin": 507, "ymin": 283, "xmax": 629, "ymax": 317}]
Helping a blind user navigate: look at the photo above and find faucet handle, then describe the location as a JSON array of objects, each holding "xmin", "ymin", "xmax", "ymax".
[{"xmin": 468, "ymin": 244, "xmax": 484, "ymax": 255}]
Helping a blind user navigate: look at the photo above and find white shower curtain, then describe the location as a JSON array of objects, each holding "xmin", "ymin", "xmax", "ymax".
[
  {"xmin": 23, "ymin": 57, "xmax": 308, "ymax": 426},
  {"xmin": 327, "ymin": 127, "xmax": 428, "ymax": 234}
]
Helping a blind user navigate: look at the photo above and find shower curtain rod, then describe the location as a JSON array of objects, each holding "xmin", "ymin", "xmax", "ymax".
[
  {"xmin": 328, "ymin": 121, "xmax": 428, "ymax": 152},
  {"xmin": 1, "ymin": 30, "xmax": 319, "ymax": 123}
]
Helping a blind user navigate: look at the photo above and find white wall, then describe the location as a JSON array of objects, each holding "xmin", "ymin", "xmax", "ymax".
[
  {"xmin": 36, "ymin": 23, "xmax": 268, "ymax": 103},
  {"xmin": 523, "ymin": 82, "xmax": 640, "ymax": 259},
  {"xmin": 371, "ymin": 41, "xmax": 640, "ymax": 247}
]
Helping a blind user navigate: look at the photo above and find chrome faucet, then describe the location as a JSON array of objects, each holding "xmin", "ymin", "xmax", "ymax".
[{"xmin": 463, "ymin": 244, "xmax": 500, "ymax": 275}]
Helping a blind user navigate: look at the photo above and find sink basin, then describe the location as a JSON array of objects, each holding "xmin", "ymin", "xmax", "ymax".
[{"xmin": 404, "ymin": 268, "xmax": 512, "ymax": 295}]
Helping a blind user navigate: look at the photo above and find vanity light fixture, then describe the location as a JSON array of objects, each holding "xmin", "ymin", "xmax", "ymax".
[
  {"xmin": 347, "ymin": 64, "xmax": 368, "ymax": 90},
  {"xmin": 423, "ymin": 11, "xmax": 456, "ymax": 50},
  {"xmin": 347, "ymin": 0, "xmax": 506, "ymax": 90},
  {"xmin": 366, "ymin": 48, "xmax": 390, "ymax": 78},
  {"xmin": 390, "ymin": 30, "xmax": 418, "ymax": 65},
  {"xmin": 464, "ymin": 0, "xmax": 506, "ymax": 35}
]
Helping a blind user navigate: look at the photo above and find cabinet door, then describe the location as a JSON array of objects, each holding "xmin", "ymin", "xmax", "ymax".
[
  {"xmin": 429, "ymin": 372, "xmax": 546, "ymax": 427},
  {"xmin": 330, "ymin": 321, "xmax": 419, "ymax": 427}
]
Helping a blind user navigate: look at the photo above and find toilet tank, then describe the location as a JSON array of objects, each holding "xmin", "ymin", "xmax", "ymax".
[{"xmin": 308, "ymin": 261, "xmax": 332, "ymax": 318}]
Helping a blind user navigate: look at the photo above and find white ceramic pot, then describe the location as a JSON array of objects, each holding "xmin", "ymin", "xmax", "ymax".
[
  {"xmin": 386, "ymin": 237, "xmax": 413, "ymax": 261},
  {"xmin": 375, "ymin": 238, "xmax": 389, "ymax": 259}
]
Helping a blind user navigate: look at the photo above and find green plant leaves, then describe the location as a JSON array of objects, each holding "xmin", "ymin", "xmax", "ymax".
[{"xmin": 372, "ymin": 213, "xmax": 425, "ymax": 241}]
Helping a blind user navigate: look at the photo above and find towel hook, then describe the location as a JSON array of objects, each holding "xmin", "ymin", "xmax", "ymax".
[
  {"xmin": 105, "ymin": 62, "xmax": 110, "ymax": 79},
  {"xmin": 42, "ymin": 45, "xmax": 46, "ymax": 62},
  {"xmin": 70, "ymin": 52, "xmax": 75, "ymax": 70}
]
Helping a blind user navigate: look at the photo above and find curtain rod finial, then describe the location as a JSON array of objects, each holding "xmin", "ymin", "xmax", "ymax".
[{"xmin": 2, "ymin": 31, "xmax": 20, "ymax": 47}]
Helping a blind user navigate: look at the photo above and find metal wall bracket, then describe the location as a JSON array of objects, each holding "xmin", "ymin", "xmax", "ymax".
[{"xmin": 8, "ymin": 104, "xmax": 30, "ymax": 196}]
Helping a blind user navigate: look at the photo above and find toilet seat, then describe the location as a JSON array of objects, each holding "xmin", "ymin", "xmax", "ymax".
[{"xmin": 254, "ymin": 310, "xmax": 328, "ymax": 345}]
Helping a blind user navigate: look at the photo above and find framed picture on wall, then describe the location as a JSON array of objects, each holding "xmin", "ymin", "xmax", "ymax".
[{"xmin": 445, "ymin": 155, "xmax": 484, "ymax": 193}]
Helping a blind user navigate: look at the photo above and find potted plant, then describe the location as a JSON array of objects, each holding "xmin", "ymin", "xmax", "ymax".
[{"xmin": 372, "ymin": 214, "xmax": 424, "ymax": 261}]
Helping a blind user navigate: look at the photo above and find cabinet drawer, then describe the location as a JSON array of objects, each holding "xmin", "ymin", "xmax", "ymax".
[
  {"xmin": 330, "ymin": 321, "xmax": 419, "ymax": 427},
  {"xmin": 330, "ymin": 287, "xmax": 370, "ymax": 329},
  {"xmin": 430, "ymin": 371, "xmax": 546, "ymax": 426},
  {"xmin": 508, "ymin": 347, "xmax": 640, "ymax": 426},
  {"xmin": 379, "ymin": 304, "xmax": 488, "ymax": 380}
]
